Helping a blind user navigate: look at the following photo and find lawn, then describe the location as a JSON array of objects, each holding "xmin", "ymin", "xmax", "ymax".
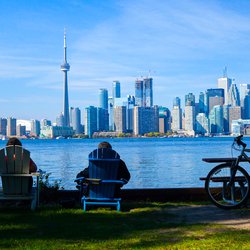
[{"xmin": 0, "ymin": 202, "xmax": 249, "ymax": 250}]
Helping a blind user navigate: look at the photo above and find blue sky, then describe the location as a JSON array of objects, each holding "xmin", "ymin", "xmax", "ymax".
[{"xmin": 1, "ymin": 0, "xmax": 250, "ymax": 121}]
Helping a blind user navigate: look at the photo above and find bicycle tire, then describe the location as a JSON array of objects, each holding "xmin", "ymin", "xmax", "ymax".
[{"xmin": 205, "ymin": 163, "xmax": 250, "ymax": 209}]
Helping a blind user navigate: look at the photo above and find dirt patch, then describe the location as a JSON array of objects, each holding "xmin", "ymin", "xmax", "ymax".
[{"xmin": 167, "ymin": 205, "xmax": 250, "ymax": 230}]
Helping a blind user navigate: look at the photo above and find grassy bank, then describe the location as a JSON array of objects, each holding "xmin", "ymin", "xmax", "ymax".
[{"xmin": 0, "ymin": 202, "xmax": 249, "ymax": 250}]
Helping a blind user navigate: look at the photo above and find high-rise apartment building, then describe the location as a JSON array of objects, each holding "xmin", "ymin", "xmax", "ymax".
[
  {"xmin": 0, "ymin": 118, "xmax": 7, "ymax": 136},
  {"xmin": 171, "ymin": 97, "xmax": 182, "ymax": 131},
  {"xmin": 84, "ymin": 106, "xmax": 97, "ymax": 137},
  {"xmin": 97, "ymin": 108, "xmax": 109, "ymax": 131},
  {"xmin": 70, "ymin": 107, "xmax": 82, "ymax": 134},
  {"xmin": 229, "ymin": 106, "xmax": 241, "ymax": 133},
  {"xmin": 184, "ymin": 105, "xmax": 195, "ymax": 133},
  {"xmin": 135, "ymin": 77, "xmax": 153, "ymax": 107},
  {"xmin": 60, "ymin": 31, "xmax": 70, "ymax": 127},
  {"xmin": 114, "ymin": 106, "xmax": 126, "ymax": 133},
  {"xmin": 133, "ymin": 106, "xmax": 159, "ymax": 136},
  {"xmin": 31, "ymin": 119, "xmax": 41, "ymax": 137},
  {"xmin": 7, "ymin": 117, "xmax": 16, "ymax": 136}
]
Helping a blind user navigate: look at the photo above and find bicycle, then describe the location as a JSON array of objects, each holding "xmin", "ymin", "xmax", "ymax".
[{"xmin": 201, "ymin": 135, "xmax": 250, "ymax": 209}]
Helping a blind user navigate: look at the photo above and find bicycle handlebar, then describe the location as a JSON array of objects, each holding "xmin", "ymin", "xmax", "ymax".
[{"xmin": 234, "ymin": 135, "xmax": 247, "ymax": 148}]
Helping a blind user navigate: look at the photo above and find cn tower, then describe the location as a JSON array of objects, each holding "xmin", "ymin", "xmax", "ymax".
[{"xmin": 61, "ymin": 31, "xmax": 70, "ymax": 127}]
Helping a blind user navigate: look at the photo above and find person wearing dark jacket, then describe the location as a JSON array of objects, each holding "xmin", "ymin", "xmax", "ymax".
[{"xmin": 76, "ymin": 141, "xmax": 130, "ymax": 196}]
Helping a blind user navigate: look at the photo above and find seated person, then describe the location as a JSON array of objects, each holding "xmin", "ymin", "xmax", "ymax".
[
  {"xmin": 76, "ymin": 141, "xmax": 130, "ymax": 197},
  {"xmin": 6, "ymin": 137, "xmax": 37, "ymax": 191}
]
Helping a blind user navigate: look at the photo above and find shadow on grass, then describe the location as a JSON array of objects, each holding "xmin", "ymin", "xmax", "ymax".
[{"xmin": 0, "ymin": 202, "xmax": 250, "ymax": 249}]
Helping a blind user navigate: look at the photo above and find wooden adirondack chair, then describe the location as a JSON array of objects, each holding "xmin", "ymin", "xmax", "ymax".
[
  {"xmin": 77, "ymin": 148, "xmax": 125, "ymax": 211},
  {"xmin": 0, "ymin": 145, "xmax": 39, "ymax": 210}
]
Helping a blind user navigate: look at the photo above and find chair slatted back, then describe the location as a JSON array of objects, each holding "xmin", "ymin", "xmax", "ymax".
[
  {"xmin": 89, "ymin": 148, "xmax": 120, "ymax": 199},
  {"xmin": 0, "ymin": 145, "xmax": 30, "ymax": 195},
  {"xmin": 0, "ymin": 148, "xmax": 6, "ymax": 174}
]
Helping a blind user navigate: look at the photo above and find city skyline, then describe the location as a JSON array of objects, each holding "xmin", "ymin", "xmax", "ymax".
[{"xmin": 1, "ymin": 1, "xmax": 250, "ymax": 121}]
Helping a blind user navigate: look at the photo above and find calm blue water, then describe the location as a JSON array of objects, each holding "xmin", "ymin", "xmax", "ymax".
[{"xmin": 1, "ymin": 137, "xmax": 250, "ymax": 190}]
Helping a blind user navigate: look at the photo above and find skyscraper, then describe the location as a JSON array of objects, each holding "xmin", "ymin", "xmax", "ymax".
[
  {"xmin": 112, "ymin": 81, "xmax": 121, "ymax": 99},
  {"xmin": 99, "ymin": 88, "xmax": 108, "ymax": 110},
  {"xmin": 217, "ymin": 74, "xmax": 232, "ymax": 105},
  {"xmin": 171, "ymin": 97, "xmax": 182, "ymax": 131},
  {"xmin": 205, "ymin": 88, "xmax": 224, "ymax": 115},
  {"xmin": 70, "ymin": 107, "xmax": 82, "ymax": 134},
  {"xmin": 228, "ymin": 83, "xmax": 240, "ymax": 106},
  {"xmin": 7, "ymin": 117, "xmax": 16, "ymax": 137},
  {"xmin": 135, "ymin": 77, "xmax": 153, "ymax": 107},
  {"xmin": 61, "ymin": 31, "xmax": 70, "ymax": 127},
  {"xmin": 84, "ymin": 106, "xmax": 98, "ymax": 137}
]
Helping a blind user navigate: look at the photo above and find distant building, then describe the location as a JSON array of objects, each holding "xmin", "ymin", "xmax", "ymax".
[
  {"xmin": 114, "ymin": 106, "xmax": 126, "ymax": 133},
  {"xmin": 112, "ymin": 81, "xmax": 121, "ymax": 99},
  {"xmin": 135, "ymin": 77, "xmax": 153, "ymax": 107},
  {"xmin": 171, "ymin": 97, "xmax": 182, "ymax": 132},
  {"xmin": 70, "ymin": 107, "xmax": 82, "ymax": 134},
  {"xmin": 99, "ymin": 88, "xmax": 108, "ymax": 110},
  {"xmin": 133, "ymin": 106, "xmax": 159, "ymax": 136},
  {"xmin": 159, "ymin": 106, "xmax": 171, "ymax": 133},
  {"xmin": 7, "ymin": 117, "xmax": 16, "ymax": 137},
  {"xmin": 229, "ymin": 106, "xmax": 241, "ymax": 133},
  {"xmin": 40, "ymin": 119, "xmax": 52, "ymax": 127},
  {"xmin": 217, "ymin": 75, "xmax": 232, "ymax": 105},
  {"xmin": 184, "ymin": 105, "xmax": 195, "ymax": 134},
  {"xmin": 31, "ymin": 119, "xmax": 41, "ymax": 137},
  {"xmin": 205, "ymin": 88, "xmax": 224, "ymax": 116},
  {"xmin": 228, "ymin": 83, "xmax": 240, "ymax": 106},
  {"xmin": 16, "ymin": 124, "xmax": 26, "ymax": 137},
  {"xmin": 97, "ymin": 108, "xmax": 109, "ymax": 131},
  {"xmin": 40, "ymin": 126, "xmax": 74, "ymax": 138},
  {"xmin": 84, "ymin": 106, "xmax": 98, "ymax": 137},
  {"xmin": 196, "ymin": 113, "xmax": 209, "ymax": 135},
  {"xmin": 0, "ymin": 118, "xmax": 7, "ymax": 136},
  {"xmin": 209, "ymin": 105, "xmax": 223, "ymax": 134}
]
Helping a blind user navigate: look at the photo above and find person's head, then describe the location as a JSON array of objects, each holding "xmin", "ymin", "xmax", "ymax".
[
  {"xmin": 6, "ymin": 137, "xmax": 22, "ymax": 147},
  {"xmin": 98, "ymin": 141, "xmax": 112, "ymax": 149}
]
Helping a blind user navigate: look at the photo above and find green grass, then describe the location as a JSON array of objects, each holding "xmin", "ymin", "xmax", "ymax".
[{"xmin": 0, "ymin": 202, "xmax": 249, "ymax": 250}]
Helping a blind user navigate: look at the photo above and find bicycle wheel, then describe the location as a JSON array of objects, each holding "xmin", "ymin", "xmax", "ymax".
[{"xmin": 205, "ymin": 163, "xmax": 250, "ymax": 209}]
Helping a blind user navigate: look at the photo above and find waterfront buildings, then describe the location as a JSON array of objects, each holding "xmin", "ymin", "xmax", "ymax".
[{"xmin": 133, "ymin": 106, "xmax": 159, "ymax": 136}]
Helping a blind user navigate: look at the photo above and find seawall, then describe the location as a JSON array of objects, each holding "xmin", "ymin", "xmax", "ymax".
[{"xmin": 46, "ymin": 188, "xmax": 208, "ymax": 204}]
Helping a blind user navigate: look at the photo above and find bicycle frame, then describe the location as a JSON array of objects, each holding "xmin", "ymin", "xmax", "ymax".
[{"xmin": 229, "ymin": 146, "xmax": 250, "ymax": 186}]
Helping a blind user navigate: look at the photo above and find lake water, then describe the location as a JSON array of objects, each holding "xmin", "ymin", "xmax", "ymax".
[{"xmin": 1, "ymin": 137, "xmax": 250, "ymax": 190}]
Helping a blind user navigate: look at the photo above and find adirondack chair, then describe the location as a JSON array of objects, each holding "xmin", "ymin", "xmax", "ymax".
[
  {"xmin": 0, "ymin": 145, "xmax": 39, "ymax": 210},
  {"xmin": 76, "ymin": 148, "xmax": 126, "ymax": 211}
]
